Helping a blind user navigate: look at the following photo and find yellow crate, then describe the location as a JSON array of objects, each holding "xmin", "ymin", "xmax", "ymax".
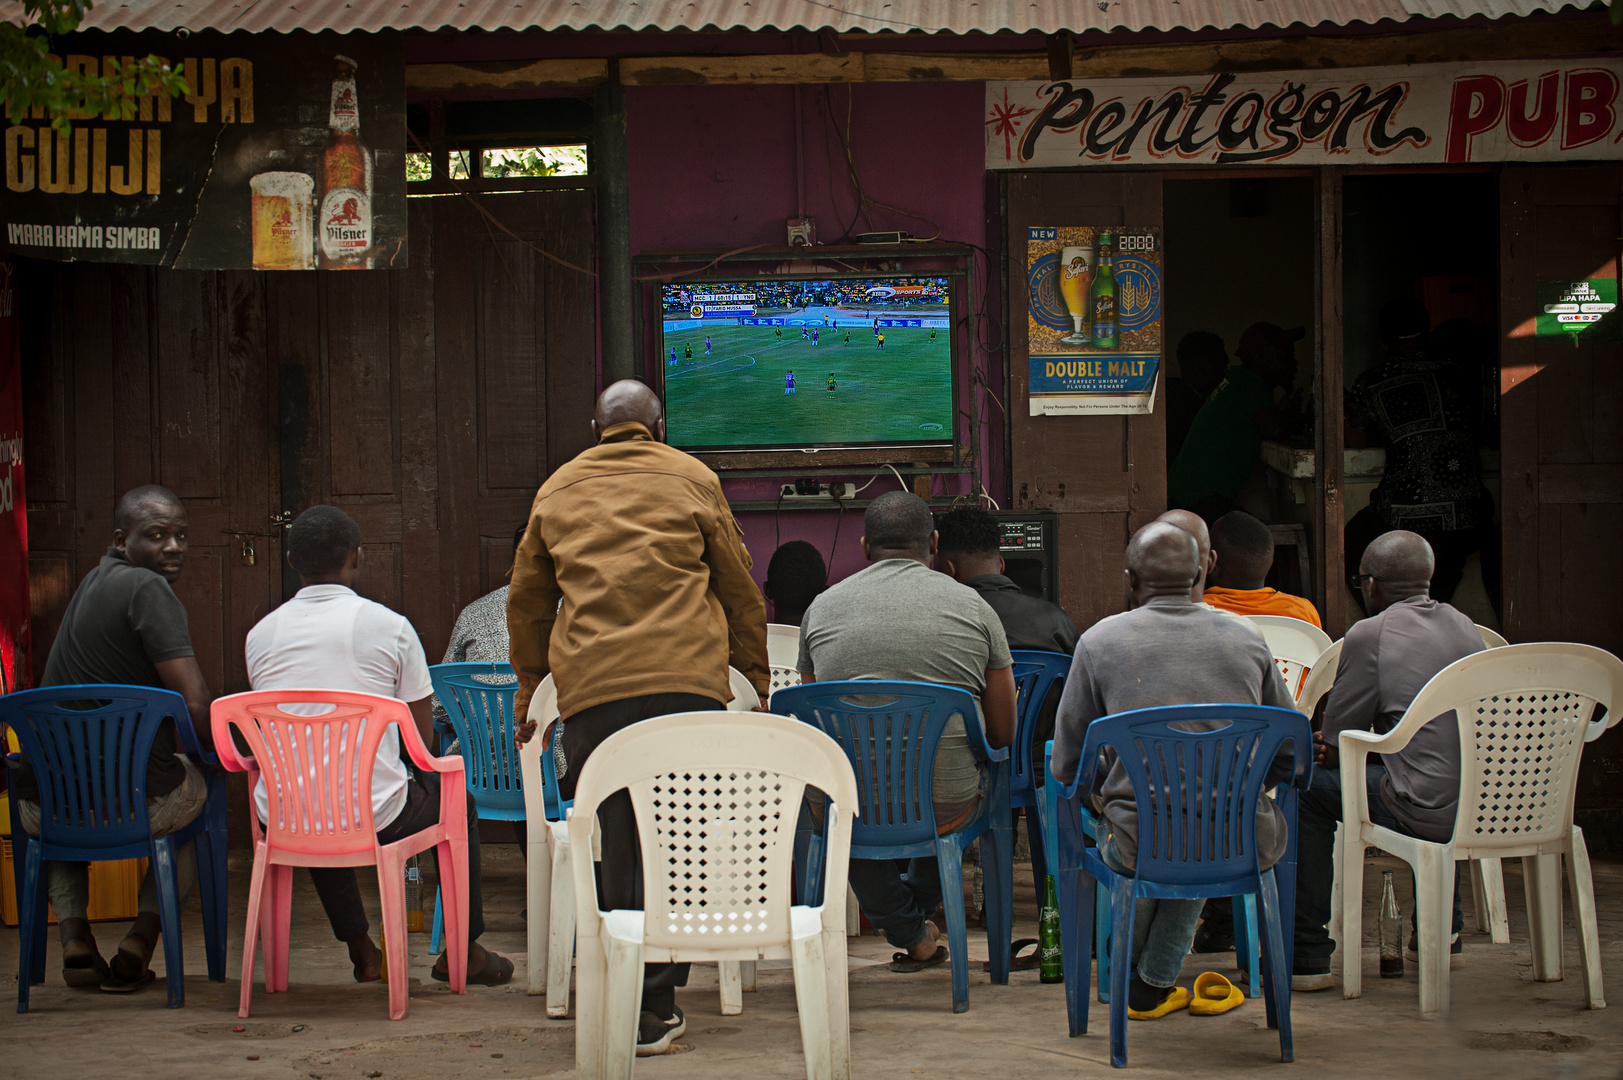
[{"xmin": 1, "ymin": 797, "xmax": 148, "ymax": 926}]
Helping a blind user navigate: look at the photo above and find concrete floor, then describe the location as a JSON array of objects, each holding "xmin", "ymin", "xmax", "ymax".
[{"xmin": 2, "ymin": 844, "xmax": 1619, "ymax": 1079}]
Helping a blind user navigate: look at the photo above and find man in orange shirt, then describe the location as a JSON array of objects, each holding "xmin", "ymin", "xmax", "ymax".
[{"xmin": 1202, "ymin": 510, "xmax": 1322, "ymax": 628}]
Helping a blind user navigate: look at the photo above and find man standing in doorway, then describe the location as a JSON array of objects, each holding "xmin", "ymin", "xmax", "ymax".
[{"xmin": 509, "ymin": 380, "xmax": 770, "ymax": 1055}]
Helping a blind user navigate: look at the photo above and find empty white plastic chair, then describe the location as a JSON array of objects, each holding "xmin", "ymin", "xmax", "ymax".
[
  {"xmin": 1340, "ymin": 642, "xmax": 1623, "ymax": 1017},
  {"xmin": 1246, "ymin": 614, "xmax": 1334, "ymax": 701},
  {"xmin": 522, "ymin": 668, "xmax": 764, "ymax": 1016},
  {"xmin": 570, "ymin": 711, "xmax": 859, "ymax": 1080}
]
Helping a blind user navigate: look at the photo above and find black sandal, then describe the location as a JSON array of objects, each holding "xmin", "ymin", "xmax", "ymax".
[
  {"xmin": 889, "ymin": 946, "xmax": 948, "ymax": 973},
  {"xmin": 984, "ymin": 938, "xmax": 1041, "ymax": 972},
  {"xmin": 432, "ymin": 950, "xmax": 514, "ymax": 986}
]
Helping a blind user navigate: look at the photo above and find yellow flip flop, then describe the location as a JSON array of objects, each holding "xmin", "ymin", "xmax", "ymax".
[
  {"xmin": 1126, "ymin": 985, "xmax": 1192, "ymax": 1020},
  {"xmin": 1188, "ymin": 971, "xmax": 1245, "ymax": 1016}
]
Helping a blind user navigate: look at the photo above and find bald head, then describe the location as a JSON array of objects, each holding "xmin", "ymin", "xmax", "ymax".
[
  {"xmin": 1156, "ymin": 508, "xmax": 1215, "ymax": 600},
  {"xmin": 1125, "ymin": 520, "xmax": 1201, "ymax": 606},
  {"xmin": 594, "ymin": 379, "xmax": 664, "ymax": 438},
  {"xmin": 1360, "ymin": 530, "xmax": 1434, "ymax": 614}
]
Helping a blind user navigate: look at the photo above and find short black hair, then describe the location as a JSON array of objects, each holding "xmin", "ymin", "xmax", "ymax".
[
  {"xmin": 1211, "ymin": 510, "xmax": 1275, "ymax": 580},
  {"xmin": 1176, "ymin": 330, "xmax": 1227, "ymax": 369},
  {"xmin": 513, "ymin": 522, "xmax": 528, "ymax": 553},
  {"xmin": 864, "ymin": 491, "xmax": 933, "ymax": 552},
  {"xmin": 287, "ymin": 505, "xmax": 362, "ymax": 577},
  {"xmin": 1378, "ymin": 296, "xmax": 1430, "ymax": 344},
  {"xmin": 764, "ymin": 541, "xmax": 827, "ymax": 613},
  {"xmin": 114, "ymin": 484, "xmax": 182, "ymax": 532},
  {"xmin": 935, "ymin": 507, "xmax": 1000, "ymax": 557}
]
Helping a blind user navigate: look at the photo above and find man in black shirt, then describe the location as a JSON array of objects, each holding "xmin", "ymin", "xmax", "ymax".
[{"xmin": 14, "ymin": 484, "xmax": 214, "ymax": 992}]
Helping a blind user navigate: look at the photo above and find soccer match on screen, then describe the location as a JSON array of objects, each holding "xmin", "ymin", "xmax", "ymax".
[{"xmin": 659, "ymin": 276, "xmax": 956, "ymax": 450}]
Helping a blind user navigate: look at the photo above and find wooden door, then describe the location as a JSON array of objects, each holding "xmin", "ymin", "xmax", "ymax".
[
  {"xmin": 1004, "ymin": 173, "xmax": 1166, "ymax": 629},
  {"xmin": 1500, "ymin": 166, "xmax": 1623, "ymax": 812}
]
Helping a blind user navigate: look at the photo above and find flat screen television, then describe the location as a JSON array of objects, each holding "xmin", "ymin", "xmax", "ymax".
[{"xmin": 656, "ymin": 273, "xmax": 957, "ymax": 453}]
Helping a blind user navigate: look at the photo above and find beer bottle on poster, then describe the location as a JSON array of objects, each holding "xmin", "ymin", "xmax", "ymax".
[
  {"xmin": 1090, "ymin": 232, "xmax": 1118, "ymax": 349},
  {"xmin": 318, "ymin": 55, "xmax": 373, "ymax": 270}
]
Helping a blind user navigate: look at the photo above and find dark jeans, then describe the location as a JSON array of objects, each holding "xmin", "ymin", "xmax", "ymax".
[
  {"xmin": 1296, "ymin": 762, "xmax": 1461, "ymax": 972},
  {"xmin": 1344, "ymin": 504, "xmax": 1502, "ymax": 620},
  {"xmin": 559, "ymin": 692, "xmax": 719, "ymax": 1018},
  {"xmin": 846, "ymin": 856, "xmax": 944, "ymax": 951},
  {"xmin": 309, "ymin": 771, "xmax": 485, "ymax": 945}
]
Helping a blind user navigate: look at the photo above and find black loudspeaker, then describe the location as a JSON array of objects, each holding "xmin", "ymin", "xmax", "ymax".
[{"xmin": 990, "ymin": 509, "xmax": 1059, "ymax": 603}]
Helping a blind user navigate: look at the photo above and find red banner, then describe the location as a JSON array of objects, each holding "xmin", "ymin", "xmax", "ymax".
[{"xmin": 0, "ymin": 256, "xmax": 27, "ymax": 695}]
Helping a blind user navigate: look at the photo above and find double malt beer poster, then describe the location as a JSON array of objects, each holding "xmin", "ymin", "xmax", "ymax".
[
  {"xmin": 2, "ymin": 30, "xmax": 405, "ymax": 270},
  {"xmin": 1027, "ymin": 226, "xmax": 1162, "ymax": 415}
]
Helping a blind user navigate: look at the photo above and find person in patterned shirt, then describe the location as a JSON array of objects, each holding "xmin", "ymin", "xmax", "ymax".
[{"xmin": 1343, "ymin": 298, "xmax": 1499, "ymax": 618}]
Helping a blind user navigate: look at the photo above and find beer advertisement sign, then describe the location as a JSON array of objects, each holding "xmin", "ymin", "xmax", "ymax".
[
  {"xmin": 987, "ymin": 60, "xmax": 1623, "ymax": 170},
  {"xmin": 1026, "ymin": 226, "xmax": 1162, "ymax": 416},
  {"xmin": 2, "ymin": 30, "xmax": 405, "ymax": 269}
]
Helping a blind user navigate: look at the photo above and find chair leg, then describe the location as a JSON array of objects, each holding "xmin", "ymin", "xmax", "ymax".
[
  {"xmin": 1057, "ymin": 865, "xmax": 1091, "ymax": 1038},
  {"xmin": 547, "ymin": 834, "xmax": 575, "ymax": 1018},
  {"xmin": 820, "ymin": 925, "xmax": 853, "ymax": 1080},
  {"xmin": 1565, "ymin": 827, "xmax": 1605, "ymax": 1009},
  {"xmin": 1233, "ymin": 893, "xmax": 1261, "ymax": 998},
  {"xmin": 790, "ymin": 929, "xmax": 834, "ymax": 1080},
  {"xmin": 719, "ymin": 960, "xmax": 744, "ymax": 1016},
  {"xmin": 438, "ymin": 836, "xmax": 470, "ymax": 995},
  {"xmin": 267, "ymin": 864, "xmax": 294, "ymax": 993},
  {"xmin": 526, "ymin": 827, "xmax": 552, "ymax": 996},
  {"xmin": 151, "ymin": 837, "xmax": 187, "ymax": 1008},
  {"xmin": 741, "ymin": 959, "xmax": 757, "ymax": 992},
  {"xmin": 378, "ymin": 854, "xmax": 412, "ymax": 1021},
  {"xmin": 574, "ymin": 927, "xmax": 609, "ymax": 1080},
  {"xmin": 982, "ymin": 818, "xmax": 1015, "ymax": 987},
  {"xmin": 1414, "ymin": 845, "xmax": 1453, "ymax": 1019},
  {"xmin": 936, "ymin": 838, "xmax": 972, "ymax": 1013},
  {"xmin": 239, "ymin": 852, "xmax": 270, "ymax": 1018},
  {"xmin": 1327, "ymin": 823, "xmax": 1343, "ymax": 953},
  {"xmin": 16, "ymin": 838, "xmax": 45, "ymax": 1013},
  {"xmin": 602, "ymin": 931, "xmax": 644, "ymax": 1080},
  {"xmin": 1025, "ymin": 806, "xmax": 1048, "ymax": 900},
  {"xmin": 1471, "ymin": 858, "xmax": 1510, "ymax": 944},
  {"xmin": 1340, "ymin": 831, "xmax": 1368, "ymax": 1000},
  {"xmin": 196, "ymin": 820, "xmax": 229, "ymax": 983},
  {"xmin": 845, "ymin": 886, "xmax": 861, "ymax": 938},
  {"xmin": 429, "ymin": 886, "xmax": 444, "ymax": 954},
  {"xmin": 1523, "ymin": 851, "xmax": 1564, "ymax": 983},
  {"xmin": 1107, "ymin": 873, "xmax": 1135, "ymax": 1068},
  {"xmin": 1258, "ymin": 872, "xmax": 1293, "ymax": 1062}
]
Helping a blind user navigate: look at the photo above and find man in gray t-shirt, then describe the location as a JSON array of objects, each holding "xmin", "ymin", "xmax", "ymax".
[{"xmin": 798, "ymin": 492, "xmax": 1016, "ymax": 970}]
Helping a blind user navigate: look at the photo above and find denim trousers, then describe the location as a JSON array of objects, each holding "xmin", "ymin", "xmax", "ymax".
[
  {"xmin": 1099, "ymin": 831, "xmax": 1204, "ymax": 989},
  {"xmin": 846, "ymin": 855, "xmax": 945, "ymax": 951},
  {"xmin": 18, "ymin": 753, "xmax": 206, "ymax": 923},
  {"xmin": 1295, "ymin": 762, "xmax": 1462, "ymax": 971}
]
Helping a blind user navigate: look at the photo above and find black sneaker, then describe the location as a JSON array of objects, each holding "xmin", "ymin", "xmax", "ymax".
[
  {"xmin": 636, "ymin": 1005, "xmax": 686, "ymax": 1057},
  {"xmin": 1404, "ymin": 933, "xmax": 1463, "ymax": 966},
  {"xmin": 1191, "ymin": 921, "xmax": 1236, "ymax": 954}
]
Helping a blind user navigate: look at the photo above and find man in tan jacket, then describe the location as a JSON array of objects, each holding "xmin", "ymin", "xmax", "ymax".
[{"xmin": 509, "ymin": 379, "xmax": 769, "ymax": 1053}]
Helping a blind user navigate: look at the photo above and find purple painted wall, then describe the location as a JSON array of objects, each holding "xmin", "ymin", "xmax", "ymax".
[{"xmin": 624, "ymin": 81, "xmax": 999, "ymax": 597}]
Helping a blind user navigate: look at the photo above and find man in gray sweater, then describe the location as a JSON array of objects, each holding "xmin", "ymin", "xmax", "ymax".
[
  {"xmin": 1052, "ymin": 521, "xmax": 1296, "ymax": 1018},
  {"xmin": 1293, "ymin": 530, "xmax": 1483, "ymax": 989}
]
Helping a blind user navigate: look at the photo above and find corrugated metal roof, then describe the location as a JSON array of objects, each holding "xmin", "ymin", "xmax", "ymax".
[{"xmin": 0, "ymin": 0, "xmax": 1594, "ymax": 36}]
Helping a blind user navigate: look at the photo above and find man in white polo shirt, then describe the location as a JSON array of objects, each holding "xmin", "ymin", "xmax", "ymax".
[{"xmin": 245, "ymin": 506, "xmax": 511, "ymax": 987}]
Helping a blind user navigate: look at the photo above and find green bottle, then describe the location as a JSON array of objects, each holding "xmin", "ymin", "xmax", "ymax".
[
  {"xmin": 1091, "ymin": 232, "xmax": 1118, "ymax": 350},
  {"xmin": 1039, "ymin": 874, "xmax": 1063, "ymax": 983}
]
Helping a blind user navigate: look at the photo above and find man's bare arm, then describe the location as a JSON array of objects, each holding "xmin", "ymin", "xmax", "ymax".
[
  {"xmin": 154, "ymin": 656, "xmax": 214, "ymax": 750},
  {"xmin": 980, "ymin": 665, "xmax": 1016, "ymax": 750},
  {"xmin": 407, "ymin": 696, "xmax": 436, "ymax": 753}
]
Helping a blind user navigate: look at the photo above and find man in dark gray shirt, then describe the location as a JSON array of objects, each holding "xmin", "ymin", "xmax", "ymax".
[
  {"xmin": 1294, "ymin": 530, "xmax": 1483, "ymax": 988},
  {"xmin": 1053, "ymin": 521, "xmax": 1296, "ymax": 1019}
]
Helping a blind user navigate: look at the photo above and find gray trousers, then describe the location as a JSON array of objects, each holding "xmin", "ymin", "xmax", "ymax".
[{"xmin": 17, "ymin": 754, "xmax": 206, "ymax": 923}]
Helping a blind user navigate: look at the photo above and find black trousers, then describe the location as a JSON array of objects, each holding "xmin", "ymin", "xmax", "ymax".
[
  {"xmin": 560, "ymin": 691, "xmax": 720, "ymax": 1018},
  {"xmin": 309, "ymin": 771, "xmax": 485, "ymax": 946},
  {"xmin": 1344, "ymin": 503, "xmax": 1502, "ymax": 620}
]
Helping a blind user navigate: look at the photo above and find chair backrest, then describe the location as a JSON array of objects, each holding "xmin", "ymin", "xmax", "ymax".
[
  {"xmin": 0, "ymin": 685, "xmax": 189, "ymax": 852},
  {"xmin": 568, "ymin": 711, "xmax": 858, "ymax": 953},
  {"xmin": 766, "ymin": 623, "xmax": 801, "ymax": 669},
  {"xmin": 1009, "ymin": 650, "xmax": 1071, "ymax": 800},
  {"xmin": 1476, "ymin": 624, "xmax": 1509, "ymax": 649},
  {"xmin": 1395, "ymin": 643, "xmax": 1623, "ymax": 856},
  {"xmin": 429, "ymin": 662, "xmax": 523, "ymax": 817},
  {"xmin": 727, "ymin": 667, "xmax": 762, "ymax": 711},
  {"xmin": 1296, "ymin": 639, "xmax": 1344, "ymax": 718},
  {"xmin": 1246, "ymin": 614, "xmax": 1334, "ymax": 700},
  {"xmin": 1074, "ymin": 704, "xmax": 1311, "ymax": 887},
  {"xmin": 769, "ymin": 680, "xmax": 983, "ymax": 850},
  {"xmin": 211, "ymin": 689, "xmax": 430, "ymax": 858}
]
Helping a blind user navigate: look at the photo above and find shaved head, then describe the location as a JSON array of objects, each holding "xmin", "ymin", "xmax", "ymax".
[
  {"xmin": 594, "ymin": 379, "xmax": 664, "ymax": 435},
  {"xmin": 1126, "ymin": 520, "xmax": 1201, "ymax": 605},
  {"xmin": 1210, "ymin": 511, "xmax": 1275, "ymax": 589},
  {"xmin": 1156, "ymin": 508, "xmax": 1215, "ymax": 600},
  {"xmin": 115, "ymin": 484, "xmax": 182, "ymax": 533},
  {"xmin": 1362, "ymin": 530, "xmax": 1434, "ymax": 594}
]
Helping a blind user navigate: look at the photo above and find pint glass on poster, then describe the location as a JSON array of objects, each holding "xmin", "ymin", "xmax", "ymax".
[
  {"xmin": 250, "ymin": 172, "xmax": 315, "ymax": 270},
  {"xmin": 1057, "ymin": 245, "xmax": 1093, "ymax": 345}
]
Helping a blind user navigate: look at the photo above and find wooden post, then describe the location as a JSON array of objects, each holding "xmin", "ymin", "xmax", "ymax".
[
  {"xmin": 1314, "ymin": 167, "xmax": 1346, "ymax": 637},
  {"xmin": 595, "ymin": 59, "xmax": 634, "ymax": 384}
]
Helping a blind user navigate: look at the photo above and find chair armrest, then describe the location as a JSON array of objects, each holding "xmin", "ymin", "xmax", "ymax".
[
  {"xmin": 208, "ymin": 706, "xmax": 258, "ymax": 774},
  {"xmin": 397, "ymin": 706, "xmax": 467, "ymax": 776},
  {"xmin": 1337, "ymin": 729, "xmax": 1385, "ymax": 835},
  {"xmin": 962, "ymin": 701, "xmax": 1011, "ymax": 765}
]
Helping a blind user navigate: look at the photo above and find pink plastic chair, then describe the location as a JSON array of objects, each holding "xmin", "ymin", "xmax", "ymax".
[{"xmin": 211, "ymin": 690, "xmax": 470, "ymax": 1021}]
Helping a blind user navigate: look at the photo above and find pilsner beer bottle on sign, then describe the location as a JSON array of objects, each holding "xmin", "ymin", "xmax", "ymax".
[
  {"xmin": 318, "ymin": 55, "xmax": 373, "ymax": 270},
  {"xmin": 1090, "ymin": 232, "xmax": 1118, "ymax": 349}
]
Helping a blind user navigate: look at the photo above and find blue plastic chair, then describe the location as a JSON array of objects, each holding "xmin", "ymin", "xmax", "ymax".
[
  {"xmin": 1009, "ymin": 649, "xmax": 1071, "ymax": 892},
  {"xmin": 770, "ymin": 680, "xmax": 1013, "ymax": 1013},
  {"xmin": 1051, "ymin": 704, "xmax": 1310, "ymax": 1067},
  {"xmin": 426, "ymin": 662, "xmax": 524, "ymax": 953},
  {"xmin": 1, "ymin": 684, "xmax": 229, "ymax": 1011}
]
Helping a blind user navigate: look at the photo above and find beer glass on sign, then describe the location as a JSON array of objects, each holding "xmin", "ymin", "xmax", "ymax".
[
  {"xmin": 250, "ymin": 172, "xmax": 315, "ymax": 270},
  {"xmin": 1057, "ymin": 245, "xmax": 1093, "ymax": 346}
]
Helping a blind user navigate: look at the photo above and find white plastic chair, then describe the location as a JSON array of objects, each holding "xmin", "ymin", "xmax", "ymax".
[
  {"xmin": 1296, "ymin": 639, "xmax": 1344, "ymax": 720},
  {"xmin": 1477, "ymin": 624, "xmax": 1510, "ymax": 649},
  {"xmin": 521, "ymin": 668, "xmax": 764, "ymax": 1016},
  {"xmin": 569, "ymin": 711, "xmax": 859, "ymax": 1080},
  {"xmin": 1246, "ymin": 614, "xmax": 1334, "ymax": 701},
  {"xmin": 1340, "ymin": 642, "xmax": 1623, "ymax": 1017},
  {"xmin": 766, "ymin": 623, "xmax": 804, "ymax": 695}
]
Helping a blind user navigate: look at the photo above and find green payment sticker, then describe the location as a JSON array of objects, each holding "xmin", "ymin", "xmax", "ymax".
[{"xmin": 1535, "ymin": 278, "xmax": 1620, "ymax": 343}]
